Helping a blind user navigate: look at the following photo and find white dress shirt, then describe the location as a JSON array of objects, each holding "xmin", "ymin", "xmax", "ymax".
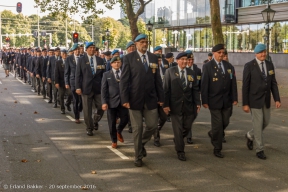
[
  {"xmin": 87, "ymin": 55, "xmax": 97, "ymax": 73},
  {"xmin": 112, "ymin": 68, "xmax": 121, "ymax": 80},
  {"xmin": 255, "ymin": 57, "xmax": 267, "ymax": 76},
  {"xmin": 137, "ymin": 50, "xmax": 149, "ymax": 65},
  {"xmin": 178, "ymin": 66, "xmax": 187, "ymax": 85}
]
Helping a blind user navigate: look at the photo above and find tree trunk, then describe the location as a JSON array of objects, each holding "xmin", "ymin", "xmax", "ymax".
[
  {"xmin": 210, "ymin": 0, "xmax": 224, "ymax": 45},
  {"xmin": 128, "ymin": 17, "xmax": 139, "ymax": 40}
]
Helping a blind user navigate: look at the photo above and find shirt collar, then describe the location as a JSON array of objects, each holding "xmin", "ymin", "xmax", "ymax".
[
  {"xmin": 255, "ymin": 57, "xmax": 265, "ymax": 65},
  {"xmin": 112, "ymin": 68, "xmax": 121, "ymax": 74},
  {"xmin": 178, "ymin": 65, "xmax": 186, "ymax": 72},
  {"xmin": 137, "ymin": 50, "xmax": 147, "ymax": 58}
]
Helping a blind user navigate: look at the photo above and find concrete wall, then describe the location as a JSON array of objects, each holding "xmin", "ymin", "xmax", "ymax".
[{"xmin": 172, "ymin": 52, "xmax": 288, "ymax": 68}]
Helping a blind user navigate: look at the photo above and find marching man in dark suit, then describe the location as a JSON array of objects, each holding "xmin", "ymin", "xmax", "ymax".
[
  {"xmin": 75, "ymin": 42, "xmax": 106, "ymax": 136},
  {"xmin": 201, "ymin": 44, "xmax": 238, "ymax": 158},
  {"xmin": 120, "ymin": 34, "xmax": 164, "ymax": 167},
  {"xmin": 163, "ymin": 52, "xmax": 201, "ymax": 161},
  {"xmin": 55, "ymin": 49, "xmax": 72, "ymax": 114},
  {"xmin": 101, "ymin": 56, "xmax": 129, "ymax": 149},
  {"xmin": 65, "ymin": 43, "xmax": 83, "ymax": 123},
  {"xmin": 242, "ymin": 44, "xmax": 281, "ymax": 160}
]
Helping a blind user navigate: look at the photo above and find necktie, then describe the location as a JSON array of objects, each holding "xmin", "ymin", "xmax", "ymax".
[
  {"xmin": 218, "ymin": 62, "xmax": 224, "ymax": 74},
  {"xmin": 261, "ymin": 62, "xmax": 267, "ymax": 81},
  {"xmin": 115, "ymin": 70, "xmax": 120, "ymax": 82},
  {"xmin": 90, "ymin": 56, "xmax": 95, "ymax": 75},
  {"xmin": 142, "ymin": 55, "xmax": 148, "ymax": 72},
  {"xmin": 76, "ymin": 56, "xmax": 79, "ymax": 65},
  {"xmin": 181, "ymin": 70, "xmax": 186, "ymax": 89}
]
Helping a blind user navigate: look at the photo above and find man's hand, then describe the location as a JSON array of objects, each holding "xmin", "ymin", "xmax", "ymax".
[
  {"xmin": 36, "ymin": 74, "xmax": 40, "ymax": 78},
  {"xmin": 65, "ymin": 85, "xmax": 70, "ymax": 89},
  {"xmin": 233, "ymin": 101, "xmax": 238, "ymax": 105},
  {"xmin": 30, "ymin": 73, "xmax": 33, "ymax": 77},
  {"xmin": 102, "ymin": 104, "xmax": 108, "ymax": 111},
  {"xmin": 55, "ymin": 84, "xmax": 59, "ymax": 89},
  {"xmin": 76, "ymin": 89, "xmax": 82, "ymax": 95},
  {"xmin": 47, "ymin": 78, "xmax": 51, "ymax": 83},
  {"xmin": 163, "ymin": 107, "xmax": 170, "ymax": 115},
  {"xmin": 42, "ymin": 77, "xmax": 45, "ymax": 82},
  {"xmin": 276, "ymin": 101, "xmax": 281, "ymax": 108},
  {"xmin": 243, "ymin": 105, "xmax": 250, "ymax": 113},
  {"xmin": 158, "ymin": 102, "xmax": 164, "ymax": 106},
  {"xmin": 197, "ymin": 105, "xmax": 201, "ymax": 113},
  {"xmin": 203, "ymin": 104, "xmax": 209, "ymax": 109},
  {"xmin": 123, "ymin": 103, "xmax": 130, "ymax": 109}
]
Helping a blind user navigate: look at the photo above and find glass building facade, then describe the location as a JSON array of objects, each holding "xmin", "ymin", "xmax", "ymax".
[{"xmin": 144, "ymin": 0, "xmax": 288, "ymax": 53}]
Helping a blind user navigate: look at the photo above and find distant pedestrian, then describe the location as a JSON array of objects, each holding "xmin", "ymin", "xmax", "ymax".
[{"xmin": 203, "ymin": 52, "xmax": 213, "ymax": 64}]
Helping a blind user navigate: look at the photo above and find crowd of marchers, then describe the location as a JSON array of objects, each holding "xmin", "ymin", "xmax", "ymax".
[{"xmin": 0, "ymin": 34, "xmax": 281, "ymax": 167}]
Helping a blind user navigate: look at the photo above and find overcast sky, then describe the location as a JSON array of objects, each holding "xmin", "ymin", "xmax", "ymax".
[{"xmin": 0, "ymin": 0, "xmax": 121, "ymax": 21}]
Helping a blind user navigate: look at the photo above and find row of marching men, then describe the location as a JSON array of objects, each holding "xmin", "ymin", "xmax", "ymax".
[{"xmin": 12, "ymin": 33, "xmax": 281, "ymax": 167}]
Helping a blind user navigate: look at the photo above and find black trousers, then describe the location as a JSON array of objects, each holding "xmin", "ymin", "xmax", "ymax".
[
  {"xmin": 21, "ymin": 68, "xmax": 27, "ymax": 81},
  {"xmin": 153, "ymin": 104, "xmax": 167, "ymax": 142},
  {"xmin": 52, "ymin": 82, "xmax": 58, "ymax": 104},
  {"xmin": 209, "ymin": 107, "xmax": 231, "ymax": 152},
  {"xmin": 47, "ymin": 82, "xmax": 52, "ymax": 101},
  {"xmin": 58, "ymin": 86, "xmax": 72, "ymax": 110},
  {"xmin": 107, "ymin": 104, "xmax": 129, "ymax": 143},
  {"xmin": 171, "ymin": 113, "xmax": 195, "ymax": 154},
  {"xmin": 71, "ymin": 88, "xmax": 82, "ymax": 119}
]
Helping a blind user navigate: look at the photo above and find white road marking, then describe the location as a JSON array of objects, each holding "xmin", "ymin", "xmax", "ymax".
[
  {"xmin": 107, "ymin": 146, "xmax": 129, "ymax": 160},
  {"xmin": 66, "ymin": 115, "xmax": 75, "ymax": 122},
  {"xmin": 9, "ymin": 72, "xmax": 14, "ymax": 77},
  {"xmin": 0, "ymin": 81, "xmax": 2, "ymax": 84},
  {"xmin": 44, "ymin": 99, "xmax": 49, "ymax": 103}
]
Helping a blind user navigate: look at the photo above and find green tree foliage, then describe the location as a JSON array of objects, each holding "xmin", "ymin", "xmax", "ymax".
[{"xmin": 34, "ymin": 0, "xmax": 153, "ymax": 39}]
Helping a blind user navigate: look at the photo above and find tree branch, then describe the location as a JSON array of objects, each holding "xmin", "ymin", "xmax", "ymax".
[{"xmin": 135, "ymin": 0, "xmax": 152, "ymax": 18}]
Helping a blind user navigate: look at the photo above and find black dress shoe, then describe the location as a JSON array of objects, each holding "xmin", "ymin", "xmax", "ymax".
[
  {"xmin": 154, "ymin": 141, "xmax": 160, "ymax": 147},
  {"xmin": 94, "ymin": 122, "xmax": 99, "ymax": 130},
  {"xmin": 222, "ymin": 137, "xmax": 226, "ymax": 143},
  {"xmin": 214, "ymin": 151, "xmax": 224, "ymax": 158},
  {"xmin": 65, "ymin": 104, "xmax": 71, "ymax": 111},
  {"xmin": 142, "ymin": 147, "xmax": 147, "ymax": 157},
  {"xmin": 128, "ymin": 126, "xmax": 132, "ymax": 133},
  {"xmin": 245, "ymin": 134, "xmax": 253, "ymax": 150},
  {"xmin": 86, "ymin": 130, "xmax": 93, "ymax": 136},
  {"xmin": 177, "ymin": 154, "xmax": 186, "ymax": 161},
  {"xmin": 187, "ymin": 138, "xmax": 193, "ymax": 144},
  {"xmin": 53, "ymin": 104, "xmax": 57, "ymax": 108},
  {"xmin": 134, "ymin": 159, "xmax": 143, "ymax": 167},
  {"xmin": 61, "ymin": 110, "xmax": 65, "ymax": 114},
  {"xmin": 256, "ymin": 151, "xmax": 266, "ymax": 160}
]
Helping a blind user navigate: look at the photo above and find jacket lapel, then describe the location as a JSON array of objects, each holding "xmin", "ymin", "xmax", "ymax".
[
  {"xmin": 253, "ymin": 59, "xmax": 266, "ymax": 81},
  {"xmin": 84, "ymin": 54, "xmax": 93, "ymax": 75}
]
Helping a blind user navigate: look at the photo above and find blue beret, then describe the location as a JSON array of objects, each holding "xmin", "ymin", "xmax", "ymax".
[
  {"xmin": 85, "ymin": 42, "xmax": 95, "ymax": 49},
  {"xmin": 165, "ymin": 52, "xmax": 174, "ymax": 58},
  {"xmin": 134, "ymin": 34, "xmax": 147, "ymax": 42},
  {"xmin": 112, "ymin": 49, "xmax": 119, "ymax": 55},
  {"xmin": 176, "ymin": 52, "xmax": 188, "ymax": 59},
  {"xmin": 154, "ymin": 46, "xmax": 162, "ymax": 52},
  {"xmin": 185, "ymin": 50, "xmax": 193, "ymax": 54},
  {"xmin": 125, "ymin": 41, "xmax": 135, "ymax": 49},
  {"xmin": 70, "ymin": 43, "xmax": 79, "ymax": 52},
  {"xmin": 254, "ymin": 44, "xmax": 266, "ymax": 53},
  {"xmin": 212, "ymin": 44, "xmax": 225, "ymax": 52},
  {"xmin": 61, "ymin": 49, "xmax": 68, "ymax": 53},
  {"xmin": 110, "ymin": 56, "xmax": 121, "ymax": 63}
]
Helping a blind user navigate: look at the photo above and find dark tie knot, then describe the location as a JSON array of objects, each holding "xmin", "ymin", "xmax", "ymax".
[{"xmin": 181, "ymin": 70, "xmax": 184, "ymax": 73}]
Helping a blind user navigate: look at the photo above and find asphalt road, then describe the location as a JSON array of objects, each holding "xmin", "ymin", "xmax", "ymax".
[{"xmin": 0, "ymin": 67, "xmax": 288, "ymax": 192}]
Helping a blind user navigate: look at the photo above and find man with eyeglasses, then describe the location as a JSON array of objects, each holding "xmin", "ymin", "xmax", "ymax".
[
  {"xmin": 163, "ymin": 52, "xmax": 201, "ymax": 161},
  {"xmin": 242, "ymin": 44, "xmax": 280, "ymax": 160},
  {"xmin": 75, "ymin": 42, "xmax": 105, "ymax": 136},
  {"xmin": 120, "ymin": 34, "xmax": 164, "ymax": 167},
  {"xmin": 201, "ymin": 44, "xmax": 238, "ymax": 158}
]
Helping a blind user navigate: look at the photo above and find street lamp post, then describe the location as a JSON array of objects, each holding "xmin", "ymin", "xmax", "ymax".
[
  {"xmin": 146, "ymin": 21, "xmax": 153, "ymax": 51},
  {"xmin": 105, "ymin": 28, "xmax": 110, "ymax": 51},
  {"xmin": 261, "ymin": 3, "xmax": 276, "ymax": 61}
]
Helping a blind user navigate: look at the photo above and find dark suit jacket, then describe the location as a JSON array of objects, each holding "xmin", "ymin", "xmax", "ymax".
[
  {"xmin": 163, "ymin": 66, "xmax": 200, "ymax": 115},
  {"xmin": 47, "ymin": 56, "xmax": 61, "ymax": 81},
  {"xmin": 35, "ymin": 56, "xmax": 44, "ymax": 77},
  {"xmin": 101, "ymin": 70, "xmax": 122, "ymax": 108},
  {"xmin": 31, "ymin": 57, "xmax": 38, "ymax": 75},
  {"xmin": 20, "ymin": 54, "xmax": 26, "ymax": 67},
  {"xmin": 26, "ymin": 55, "xmax": 32, "ymax": 72},
  {"xmin": 169, "ymin": 62, "xmax": 177, "ymax": 68},
  {"xmin": 65, "ymin": 55, "xmax": 78, "ymax": 90},
  {"xmin": 242, "ymin": 59, "xmax": 280, "ymax": 109},
  {"xmin": 16, "ymin": 53, "xmax": 22, "ymax": 66},
  {"xmin": 75, "ymin": 53, "xmax": 105, "ymax": 95},
  {"xmin": 42, "ymin": 56, "xmax": 49, "ymax": 78},
  {"xmin": 55, "ymin": 59, "xmax": 66, "ymax": 87},
  {"xmin": 187, "ymin": 64, "xmax": 202, "ymax": 90},
  {"xmin": 120, "ymin": 51, "xmax": 164, "ymax": 110},
  {"xmin": 201, "ymin": 59, "xmax": 238, "ymax": 110}
]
